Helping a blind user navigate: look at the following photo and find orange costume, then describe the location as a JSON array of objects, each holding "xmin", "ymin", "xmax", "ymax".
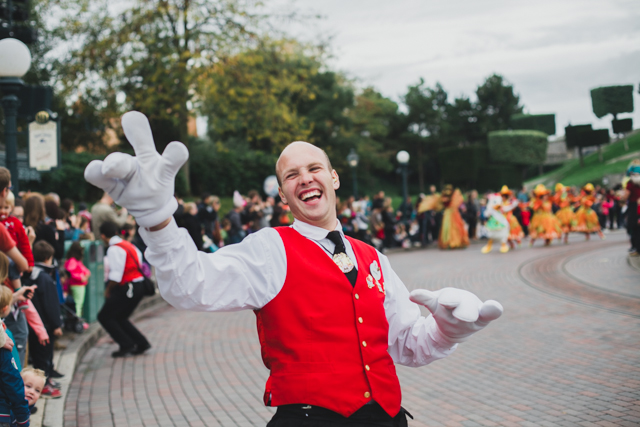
[
  {"xmin": 499, "ymin": 186, "xmax": 524, "ymax": 245},
  {"xmin": 553, "ymin": 183, "xmax": 576, "ymax": 235},
  {"xmin": 438, "ymin": 186, "xmax": 469, "ymax": 250},
  {"xmin": 529, "ymin": 184, "xmax": 562, "ymax": 245},
  {"xmin": 574, "ymin": 184, "xmax": 603, "ymax": 237}
]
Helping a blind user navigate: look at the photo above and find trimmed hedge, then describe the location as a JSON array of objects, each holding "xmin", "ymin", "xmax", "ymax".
[
  {"xmin": 612, "ymin": 118, "xmax": 633, "ymax": 134},
  {"xmin": 565, "ymin": 124, "xmax": 593, "ymax": 148},
  {"xmin": 487, "ymin": 130, "xmax": 548, "ymax": 165},
  {"xmin": 477, "ymin": 164, "xmax": 522, "ymax": 192},
  {"xmin": 438, "ymin": 144, "xmax": 487, "ymax": 186},
  {"xmin": 511, "ymin": 113, "xmax": 556, "ymax": 135},
  {"xmin": 565, "ymin": 125, "xmax": 610, "ymax": 148},
  {"xmin": 590, "ymin": 85, "xmax": 634, "ymax": 119}
]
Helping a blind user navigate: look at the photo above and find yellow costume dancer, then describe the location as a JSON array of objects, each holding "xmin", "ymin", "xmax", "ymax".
[
  {"xmin": 500, "ymin": 186, "xmax": 523, "ymax": 247},
  {"xmin": 574, "ymin": 183, "xmax": 605, "ymax": 240},
  {"xmin": 438, "ymin": 185, "xmax": 469, "ymax": 250},
  {"xmin": 529, "ymin": 184, "xmax": 562, "ymax": 246},
  {"xmin": 553, "ymin": 183, "xmax": 576, "ymax": 244}
]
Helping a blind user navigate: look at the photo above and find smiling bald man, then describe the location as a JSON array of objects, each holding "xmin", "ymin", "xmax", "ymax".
[{"xmin": 85, "ymin": 112, "xmax": 503, "ymax": 427}]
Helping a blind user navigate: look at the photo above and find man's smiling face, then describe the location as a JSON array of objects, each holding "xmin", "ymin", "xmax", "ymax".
[{"xmin": 276, "ymin": 141, "xmax": 340, "ymax": 231}]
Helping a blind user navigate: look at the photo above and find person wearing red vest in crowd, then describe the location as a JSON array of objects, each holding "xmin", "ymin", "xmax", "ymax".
[
  {"xmin": 98, "ymin": 221, "xmax": 151, "ymax": 358},
  {"xmin": 85, "ymin": 112, "xmax": 503, "ymax": 426}
]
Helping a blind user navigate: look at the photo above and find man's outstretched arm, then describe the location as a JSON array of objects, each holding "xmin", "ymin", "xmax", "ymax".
[
  {"xmin": 85, "ymin": 111, "xmax": 285, "ymax": 311},
  {"xmin": 379, "ymin": 253, "xmax": 503, "ymax": 367}
]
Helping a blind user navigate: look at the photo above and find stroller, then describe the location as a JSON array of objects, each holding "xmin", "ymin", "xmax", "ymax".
[{"xmin": 62, "ymin": 295, "xmax": 88, "ymax": 334}]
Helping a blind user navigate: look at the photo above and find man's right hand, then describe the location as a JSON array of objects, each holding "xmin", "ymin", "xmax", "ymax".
[{"xmin": 84, "ymin": 111, "xmax": 189, "ymax": 228}]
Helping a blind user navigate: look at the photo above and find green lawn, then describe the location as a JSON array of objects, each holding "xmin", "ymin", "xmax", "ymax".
[{"xmin": 525, "ymin": 131, "xmax": 640, "ymax": 188}]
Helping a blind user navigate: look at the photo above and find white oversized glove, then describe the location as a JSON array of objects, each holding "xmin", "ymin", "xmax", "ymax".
[
  {"xmin": 84, "ymin": 111, "xmax": 189, "ymax": 228},
  {"xmin": 409, "ymin": 287, "xmax": 503, "ymax": 344}
]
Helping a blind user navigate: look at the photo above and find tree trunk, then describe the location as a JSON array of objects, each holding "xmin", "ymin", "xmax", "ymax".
[
  {"xmin": 178, "ymin": 120, "xmax": 192, "ymax": 196},
  {"xmin": 578, "ymin": 147, "xmax": 584, "ymax": 167},
  {"xmin": 417, "ymin": 144, "xmax": 424, "ymax": 193},
  {"xmin": 598, "ymin": 144, "xmax": 603, "ymax": 163}
]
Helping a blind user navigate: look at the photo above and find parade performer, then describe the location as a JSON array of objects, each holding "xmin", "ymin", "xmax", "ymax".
[
  {"xmin": 529, "ymin": 184, "xmax": 562, "ymax": 247},
  {"xmin": 85, "ymin": 112, "xmax": 503, "ymax": 427},
  {"xmin": 481, "ymin": 193, "xmax": 510, "ymax": 253},
  {"xmin": 625, "ymin": 160, "xmax": 640, "ymax": 256},
  {"xmin": 499, "ymin": 186, "xmax": 523, "ymax": 247},
  {"xmin": 553, "ymin": 183, "xmax": 576, "ymax": 244},
  {"xmin": 574, "ymin": 183, "xmax": 605, "ymax": 240},
  {"xmin": 438, "ymin": 185, "xmax": 469, "ymax": 250}
]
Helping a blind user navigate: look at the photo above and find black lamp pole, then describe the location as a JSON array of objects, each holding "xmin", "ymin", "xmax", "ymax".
[
  {"xmin": 347, "ymin": 149, "xmax": 359, "ymax": 199},
  {"xmin": 1, "ymin": 77, "xmax": 24, "ymax": 193}
]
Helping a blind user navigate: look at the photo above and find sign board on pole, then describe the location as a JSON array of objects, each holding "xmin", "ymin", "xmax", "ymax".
[{"xmin": 28, "ymin": 120, "xmax": 59, "ymax": 171}]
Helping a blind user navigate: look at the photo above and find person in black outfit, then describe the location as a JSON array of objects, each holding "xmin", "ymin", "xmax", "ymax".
[
  {"xmin": 197, "ymin": 193, "xmax": 218, "ymax": 240},
  {"xmin": 98, "ymin": 221, "xmax": 151, "ymax": 358},
  {"xmin": 24, "ymin": 241, "xmax": 63, "ymax": 389},
  {"xmin": 23, "ymin": 194, "xmax": 65, "ymax": 261},
  {"xmin": 175, "ymin": 202, "xmax": 203, "ymax": 250}
]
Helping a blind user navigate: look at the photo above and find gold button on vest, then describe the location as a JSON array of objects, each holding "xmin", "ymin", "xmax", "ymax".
[
  {"xmin": 358, "ymin": 317, "xmax": 363, "ymax": 323},
  {"xmin": 365, "ymin": 365, "xmax": 370, "ymax": 371},
  {"xmin": 364, "ymin": 392, "xmax": 371, "ymax": 398},
  {"xmin": 362, "ymin": 341, "xmax": 367, "ymax": 347}
]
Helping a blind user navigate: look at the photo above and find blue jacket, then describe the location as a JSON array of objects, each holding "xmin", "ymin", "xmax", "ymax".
[{"xmin": 0, "ymin": 348, "xmax": 29, "ymax": 426}]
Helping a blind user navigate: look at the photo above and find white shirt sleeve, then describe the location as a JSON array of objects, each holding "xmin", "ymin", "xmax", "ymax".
[
  {"xmin": 138, "ymin": 218, "xmax": 287, "ymax": 312},
  {"xmin": 106, "ymin": 245, "xmax": 127, "ymax": 283},
  {"xmin": 379, "ymin": 252, "xmax": 458, "ymax": 367}
]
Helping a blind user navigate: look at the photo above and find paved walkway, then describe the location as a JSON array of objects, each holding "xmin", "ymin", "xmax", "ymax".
[{"xmin": 64, "ymin": 231, "xmax": 640, "ymax": 427}]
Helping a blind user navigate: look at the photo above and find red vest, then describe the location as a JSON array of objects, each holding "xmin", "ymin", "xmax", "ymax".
[
  {"xmin": 255, "ymin": 227, "xmax": 402, "ymax": 417},
  {"xmin": 114, "ymin": 241, "xmax": 143, "ymax": 285}
]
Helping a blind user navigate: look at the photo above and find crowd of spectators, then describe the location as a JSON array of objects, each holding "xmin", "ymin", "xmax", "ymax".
[{"xmin": 175, "ymin": 181, "xmax": 636, "ymax": 256}]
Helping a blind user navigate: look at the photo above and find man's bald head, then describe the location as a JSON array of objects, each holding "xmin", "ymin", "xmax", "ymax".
[{"xmin": 275, "ymin": 141, "xmax": 333, "ymax": 186}]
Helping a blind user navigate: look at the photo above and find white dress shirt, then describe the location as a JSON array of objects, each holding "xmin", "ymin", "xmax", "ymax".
[
  {"xmin": 106, "ymin": 236, "xmax": 143, "ymax": 284},
  {"xmin": 139, "ymin": 218, "xmax": 456, "ymax": 367}
]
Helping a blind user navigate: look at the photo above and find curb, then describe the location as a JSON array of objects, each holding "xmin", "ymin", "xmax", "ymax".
[
  {"xmin": 37, "ymin": 294, "xmax": 168, "ymax": 427},
  {"xmin": 629, "ymin": 254, "xmax": 640, "ymax": 272}
]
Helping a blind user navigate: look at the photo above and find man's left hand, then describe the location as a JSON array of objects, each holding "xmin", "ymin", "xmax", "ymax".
[{"xmin": 410, "ymin": 287, "xmax": 503, "ymax": 344}]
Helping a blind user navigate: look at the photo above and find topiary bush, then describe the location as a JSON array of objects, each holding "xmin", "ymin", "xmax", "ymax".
[
  {"xmin": 487, "ymin": 130, "xmax": 548, "ymax": 165},
  {"xmin": 590, "ymin": 85, "xmax": 634, "ymax": 119},
  {"xmin": 511, "ymin": 114, "xmax": 556, "ymax": 135},
  {"xmin": 438, "ymin": 144, "xmax": 488, "ymax": 187}
]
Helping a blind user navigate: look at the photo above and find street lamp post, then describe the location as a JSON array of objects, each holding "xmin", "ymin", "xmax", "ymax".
[
  {"xmin": 347, "ymin": 149, "xmax": 359, "ymax": 199},
  {"xmin": 396, "ymin": 150, "xmax": 410, "ymax": 203},
  {"xmin": 0, "ymin": 38, "xmax": 33, "ymax": 194}
]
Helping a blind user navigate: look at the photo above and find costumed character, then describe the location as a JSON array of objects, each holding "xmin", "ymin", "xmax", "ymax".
[
  {"xmin": 625, "ymin": 160, "xmax": 640, "ymax": 256},
  {"xmin": 528, "ymin": 184, "xmax": 562, "ymax": 247},
  {"xmin": 84, "ymin": 111, "xmax": 503, "ymax": 427},
  {"xmin": 499, "ymin": 186, "xmax": 523, "ymax": 247},
  {"xmin": 438, "ymin": 185, "xmax": 469, "ymax": 250},
  {"xmin": 481, "ymin": 193, "xmax": 510, "ymax": 253},
  {"xmin": 552, "ymin": 183, "xmax": 576, "ymax": 244},
  {"xmin": 574, "ymin": 183, "xmax": 605, "ymax": 240}
]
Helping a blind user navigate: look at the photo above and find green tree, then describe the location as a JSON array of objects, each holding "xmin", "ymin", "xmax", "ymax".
[
  {"xmin": 475, "ymin": 74, "xmax": 523, "ymax": 137},
  {"xmin": 403, "ymin": 79, "xmax": 449, "ymax": 191},
  {"xmin": 201, "ymin": 39, "xmax": 320, "ymax": 154},
  {"xmin": 48, "ymin": 0, "xmax": 265, "ymax": 194}
]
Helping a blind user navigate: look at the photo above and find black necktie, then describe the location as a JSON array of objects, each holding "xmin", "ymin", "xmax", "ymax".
[{"xmin": 326, "ymin": 231, "xmax": 358, "ymax": 287}]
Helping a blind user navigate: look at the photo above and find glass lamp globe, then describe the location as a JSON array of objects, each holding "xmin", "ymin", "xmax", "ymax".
[
  {"xmin": 0, "ymin": 38, "xmax": 32, "ymax": 78},
  {"xmin": 396, "ymin": 150, "xmax": 410, "ymax": 164}
]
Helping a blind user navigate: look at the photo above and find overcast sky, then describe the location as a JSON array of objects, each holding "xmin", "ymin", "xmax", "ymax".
[{"xmin": 271, "ymin": 0, "xmax": 640, "ymax": 137}]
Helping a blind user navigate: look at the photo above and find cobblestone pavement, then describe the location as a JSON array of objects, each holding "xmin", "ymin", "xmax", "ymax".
[{"xmin": 65, "ymin": 231, "xmax": 640, "ymax": 427}]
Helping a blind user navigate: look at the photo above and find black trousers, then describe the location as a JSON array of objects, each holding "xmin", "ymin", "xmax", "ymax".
[
  {"xmin": 28, "ymin": 326, "xmax": 55, "ymax": 379},
  {"xmin": 97, "ymin": 281, "xmax": 150, "ymax": 351},
  {"xmin": 628, "ymin": 202, "xmax": 640, "ymax": 250},
  {"xmin": 267, "ymin": 403, "xmax": 410, "ymax": 427}
]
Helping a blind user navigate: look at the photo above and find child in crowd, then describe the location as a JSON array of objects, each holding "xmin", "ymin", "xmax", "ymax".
[
  {"xmin": 21, "ymin": 368, "xmax": 46, "ymax": 415},
  {"xmin": 0, "ymin": 191, "xmax": 34, "ymax": 271},
  {"xmin": 0, "ymin": 285, "xmax": 31, "ymax": 427},
  {"xmin": 23, "ymin": 241, "xmax": 63, "ymax": 399},
  {"xmin": 64, "ymin": 242, "xmax": 91, "ymax": 318}
]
